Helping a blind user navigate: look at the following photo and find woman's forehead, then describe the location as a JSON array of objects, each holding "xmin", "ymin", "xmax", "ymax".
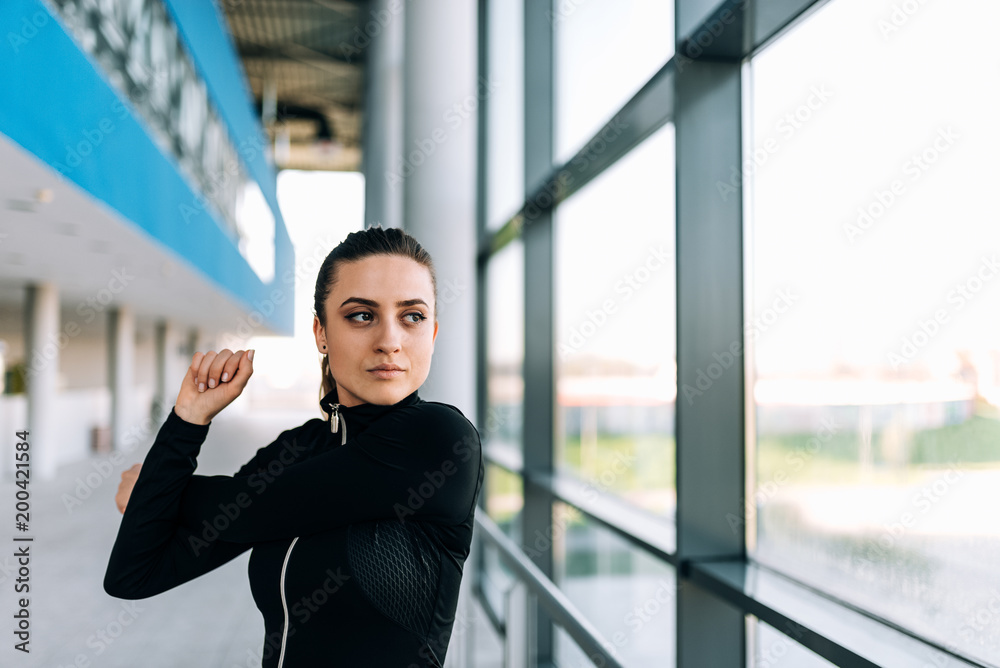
[{"xmin": 329, "ymin": 255, "xmax": 434, "ymax": 302}]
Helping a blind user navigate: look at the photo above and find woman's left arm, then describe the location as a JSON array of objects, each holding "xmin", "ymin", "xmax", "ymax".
[
  {"xmin": 176, "ymin": 402, "xmax": 483, "ymax": 544},
  {"xmin": 103, "ymin": 408, "xmax": 307, "ymax": 599}
]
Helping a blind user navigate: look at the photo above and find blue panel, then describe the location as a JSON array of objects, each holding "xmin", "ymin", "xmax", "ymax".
[
  {"xmin": 160, "ymin": 0, "xmax": 283, "ymax": 218},
  {"xmin": 0, "ymin": 0, "xmax": 294, "ymax": 336}
]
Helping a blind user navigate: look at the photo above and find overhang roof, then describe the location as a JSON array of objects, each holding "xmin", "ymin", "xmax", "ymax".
[{"xmin": 220, "ymin": 0, "xmax": 370, "ymax": 172}]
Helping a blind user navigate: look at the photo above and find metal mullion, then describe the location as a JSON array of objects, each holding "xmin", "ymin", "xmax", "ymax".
[
  {"xmin": 474, "ymin": 6, "xmax": 491, "ymax": 660},
  {"xmin": 475, "ymin": 0, "xmax": 490, "ymax": 495},
  {"xmin": 675, "ymin": 0, "xmax": 747, "ymax": 664},
  {"xmin": 675, "ymin": 0, "xmax": 832, "ymax": 63},
  {"xmin": 522, "ymin": 0, "xmax": 555, "ymax": 664},
  {"xmin": 479, "ymin": 55, "xmax": 676, "ymax": 263}
]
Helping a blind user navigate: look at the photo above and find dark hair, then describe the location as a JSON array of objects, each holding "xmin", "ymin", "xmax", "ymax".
[{"xmin": 312, "ymin": 225, "xmax": 437, "ymax": 410}]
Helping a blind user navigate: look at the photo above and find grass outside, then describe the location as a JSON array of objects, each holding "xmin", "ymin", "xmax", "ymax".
[
  {"xmin": 757, "ymin": 413, "xmax": 1000, "ymax": 486},
  {"xmin": 561, "ymin": 433, "xmax": 675, "ymax": 489}
]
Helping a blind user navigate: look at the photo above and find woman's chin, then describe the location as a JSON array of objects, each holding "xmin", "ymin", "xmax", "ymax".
[{"xmin": 355, "ymin": 381, "xmax": 415, "ymax": 406}]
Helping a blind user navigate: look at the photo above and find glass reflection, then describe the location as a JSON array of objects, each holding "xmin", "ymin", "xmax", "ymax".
[
  {"xmin": 486, "ymin": 0, "xmax": 523, "ymax": 228},
  {"xmin": 750, "ymin": 617, "xmax": 836, "ymax": 668},
  {"xmin": 748, "ymin": 0, "xmax": 1000, "ymax": 663},
  {"xmin": 554, "ymin": 124, "xmax": 676, "ymax": 518},
  {"xmin": 486, "ymin": 239, "xmax": 524, "ymax": 449},
  {"xmin": 554, "ymin": 0, "xmax": 674, "ymax": 163},
  {"xmin": 553, "ymin": 502, "xmax": 676, "ymax": 667}
]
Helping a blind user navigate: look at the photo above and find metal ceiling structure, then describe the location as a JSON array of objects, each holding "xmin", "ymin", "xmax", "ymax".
[{"xmin": 220, "ymin": 0, "xmax": 371, "ymax": 172}]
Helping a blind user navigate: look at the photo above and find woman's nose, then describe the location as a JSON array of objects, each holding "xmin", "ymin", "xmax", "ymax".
[{"xmin": 374, "ymin": 320, "xmax": 402, "ymax": 353}]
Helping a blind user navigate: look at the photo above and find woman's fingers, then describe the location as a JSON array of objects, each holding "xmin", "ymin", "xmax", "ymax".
[
  {"xmin": 219, "ymin": 350, "xmax": 245, "ymax": 384},
  {"xmin": 175, "ymin": 349, "xmax": 255, "ymax": 425},
  {"xmin": 194, "ymin": 350, "xmax": 219, "ymax": 391},
  {"xmin": 230, "ymin": 349, "xmax": 254, "ymax": 391},
  {"xmin": 206, "ymin": 349, "xmax": 234, "ymax": 389},
  {"xmin": 115, "ymin": 463, "xmax": 142, "ymax": 514},
  {"xmin": 193, "ymin": 349, "xmax": 252, "ymax": 390}
]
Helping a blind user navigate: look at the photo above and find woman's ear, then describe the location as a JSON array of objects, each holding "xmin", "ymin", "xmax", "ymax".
[
  {"xmin": 432, "ymin": 319, "xmax": 439, "ymax": 344},
  {"xmin": 313, "ymin": 315, "xmax": 327, "ymax": 352}
]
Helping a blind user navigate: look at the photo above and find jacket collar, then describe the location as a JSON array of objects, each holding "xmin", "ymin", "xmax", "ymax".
[{"xmin": 319, "ymin": 388, "xmax": 422, "ymax": 436}]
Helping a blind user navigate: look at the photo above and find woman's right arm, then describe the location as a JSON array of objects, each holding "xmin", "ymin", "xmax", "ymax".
[
  {"xmin": 102, "ymin": 407, "xmax": 290, "ymax": 600},
  {"xmin": 104, "ymin": 347, "xmax": 262, "ymax": 599}
]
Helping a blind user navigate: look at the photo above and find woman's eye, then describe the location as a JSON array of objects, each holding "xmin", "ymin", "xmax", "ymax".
[
  {"xmin": 404, "ymin": 312, "xmax": 427, "ymax": 323},
  {"xmin": 347, "ymin": 312, "xmax": 372, "ymax": 322}
]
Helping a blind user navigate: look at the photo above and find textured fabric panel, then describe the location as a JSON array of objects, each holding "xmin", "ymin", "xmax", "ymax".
[{"xmin": 347, "ymin": 520, "xmax": 441, "ymax": 639}]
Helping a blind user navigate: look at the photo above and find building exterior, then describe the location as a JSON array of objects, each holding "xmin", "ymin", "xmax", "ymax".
[
  {"xmin": 1, "ymin": 0, "xmax": 997, "ymax": 666},
  {"xmin": 0, "ymin": 0, "xmax": 293, "ymax": 481}
]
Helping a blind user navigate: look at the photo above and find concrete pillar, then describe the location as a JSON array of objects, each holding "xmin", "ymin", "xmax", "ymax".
[
  {"xmin": 176, "ymin": 327, "xmax": 200, "ymax": 409},
  {"xmin": 152, "ymin": 319, "xmax": 171, "ymax": 425},
  {"xmin": 0, "ymin": 340, "xmax": 7, "ymax": 394},
  {"xmin": 186, "ymin": 328, "xmax": 200, "ymax": 360},
  {"xmin": 401, "ymin": 0, "xmax": 478, "ymax": 418},
  {"xmin": 108, "ymin": 306, "xmax": 134, "ymax": 451},
  {"xmin": 24, "ymin": 282, "xmax": 59, "ymax": 481},
  {"xmin": 363, "ymin": 0, "xmax": 405, "ymax": 230}
]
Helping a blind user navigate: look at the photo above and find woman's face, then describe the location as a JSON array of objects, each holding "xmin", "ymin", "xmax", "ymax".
[{"xmin": 313, "ymin": 254, "xmax": 438, "ymax": 407}]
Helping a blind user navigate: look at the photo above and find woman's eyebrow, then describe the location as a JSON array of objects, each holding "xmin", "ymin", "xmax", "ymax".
[{"xmin": 340, "ymin": 297, "xmax": 429, "ymax": 308}]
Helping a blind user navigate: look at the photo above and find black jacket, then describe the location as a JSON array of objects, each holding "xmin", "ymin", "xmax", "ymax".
[{"xmin": 103, "ymin": 389, "xmax": 484, "ymax": 667}]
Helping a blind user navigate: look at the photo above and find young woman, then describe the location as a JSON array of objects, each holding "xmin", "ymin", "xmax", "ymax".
[{"xmin": 104, "ymin": 227, "xmax": 484, "ymax": 667}]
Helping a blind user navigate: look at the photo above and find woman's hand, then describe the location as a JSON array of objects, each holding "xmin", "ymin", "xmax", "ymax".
[
  {"xmin": 116, "ymin": 463, "xmax": 141, "ymax": 514},
  {"xmin": 174, "ymin": 349, "xmax": 255, "ymax": 425}
]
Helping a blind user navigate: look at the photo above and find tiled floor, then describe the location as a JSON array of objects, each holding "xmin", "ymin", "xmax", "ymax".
[{"xmin": 0, "ymin": 407, "xmax": 504, "ymax": 668}]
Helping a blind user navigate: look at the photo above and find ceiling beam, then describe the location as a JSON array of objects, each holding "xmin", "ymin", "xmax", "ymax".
[{"xmin": 237, "ymin": 42, "xmax": 364, "ymax": 68}]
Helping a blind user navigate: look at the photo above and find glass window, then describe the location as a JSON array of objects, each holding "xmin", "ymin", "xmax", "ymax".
[
  {"xmin": 553, "ymin": 502, "xmax": 676, "ymax": 666},
  {"xmin": 487, "ymin": 0, "xmax": 524, "ymax": 228},
  {"xmin": 554, "ymin": 0, "xmax": 673, "ymax": 164},
  {"xmin": 481, "ymin": 462, "xmax": 523, "ymax": 634},
  {"xmin": 469, "ymin": 604, "xmax": 505, "ymax": 668},
  {"xmin": 749, "ymin": 618, "xmax": 836, "ymax": 668},
  {"xmin": 487, "ymin": 464, "xmax": 523, "ymax": 540},
  {"xmin": 466, "ymin": 603, "xmax": 505, "ymax": 668},
  {"xmin": 554, "ymin": 123, "xmax": 675, "ymax": 519},
  {"xmin": 480, "ymin": 541, "xmax": 514, "ymax": 633},
  {"xmin": 748, "ymin": 1, "xmax": 1000, "ymax": 664},
  {"xmin": 485, "ymin": 238, "xmax": 524, "ymax": 449},
  {"xmin": 481, "ymin": 237, "xmax": 525, "ymax": 633}
]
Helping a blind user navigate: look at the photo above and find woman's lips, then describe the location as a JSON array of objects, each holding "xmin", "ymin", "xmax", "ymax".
[{"xmin": 368, "ymin": 368, "xmax": 404, "ymax": 380}]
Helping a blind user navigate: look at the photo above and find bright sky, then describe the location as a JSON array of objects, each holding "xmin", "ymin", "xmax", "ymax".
[
  {"xmin": 750, "ymin": 0, "xmax": 1000, "ymax": 378},
  {"xmin": 244, "ymin": 170, "xmax": 364, "ymax": 393},
  {"xmin": 484, "ymin": 0, "xmax": 676, "ymax": 375},
  {"xmin": 526, "ymin": 0, "xmax": 1000, "ymax": 386},
  {"xmin": 486, "ymin": 0, "xmax": 673, "ymax": 227},
  {"xmin": 553, "ymin": 0, "xmax": 674, "ymax": 163}
]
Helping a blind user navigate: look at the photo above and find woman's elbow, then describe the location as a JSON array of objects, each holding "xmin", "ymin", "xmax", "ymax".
[
  {"xmin": 104, "ymin": 573, "xmax": 132, "ymax": 599},
  {"xmin": 103, "ymin": 569, "xmax": 150, "ymax": 600},
  {"xmin": 103, "ymin": 576, "xmax": 130, "ymax": 599}
]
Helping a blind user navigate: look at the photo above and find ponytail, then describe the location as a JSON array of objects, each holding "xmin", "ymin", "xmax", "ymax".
[{"xmin": 319, "ymin": 353, "xmax": 337, "ymax": 417}]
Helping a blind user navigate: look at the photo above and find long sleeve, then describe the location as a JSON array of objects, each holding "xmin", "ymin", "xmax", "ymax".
[
  {"xmin": 177, "ymin": 402, "xmax": 482, "ymax": 545},
  {"xmin": 103, "ymin": 407, "xmax": 301, "ymax": 600}
]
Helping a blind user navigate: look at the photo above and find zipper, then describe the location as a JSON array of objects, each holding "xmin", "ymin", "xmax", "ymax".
[
  {"xmin": 329, "ymin": 402, "xmax": 340, "ymax": 433},
  {"xmin": 276, "ymin": 536, "xmax": 299, "ymax": 668},
  {"xmin": 328, "ymin": 403, "xmax": 348, "ymax": 444},
  {"xmin": 275, "ymin": 413, "xmax": 347, "ymax": 666}
]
